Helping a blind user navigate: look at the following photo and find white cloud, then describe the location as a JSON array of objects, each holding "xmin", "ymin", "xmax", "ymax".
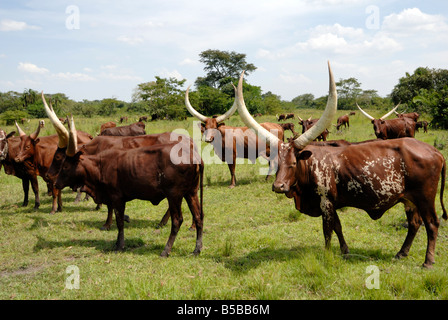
[
  {"xmin": 383, "ymin": 8, "xmax": 448, "ymax": 34},
  {"xmin": 18, "ymin": 62, "xmax": 49, "ymax": 74},
  {"xmin": 117, "ymin": 35, "xmax": 144, "ymax": 45},
  {"xmin": 0, "ymin": 19, "xmax": 40, "ymax": 31},
  {"xmin": 179, "ymin": 58, "xmax": 198, "ymax": 66},
  {"xmin": 52, "ymin": 72, "xmax": 96, "ymax": 82}
]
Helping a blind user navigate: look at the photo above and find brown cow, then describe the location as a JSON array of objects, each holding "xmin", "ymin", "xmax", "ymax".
[
  {"xmin": 335, "ymin": 114, "xmax": 349, "ymax": 130},
  {"xmin": 185, "ymin": 85, "xmax": 284, "ymax": 188},
  {"xmin": 1, "ymin": 129, "xmax": 42, "ymax": 209},
  {"xmin": 236, "ymin": 62, "xmax": 447, "ymax": 268},
  {"xmin": 55, "ymin": 116, "xmax": 204, "ymax": 257},
  {"xmin": 119, "ymin": 116, "xmax": 128, "ymax": 123},
  {"xmin": 99, "ymin": 122, "xmax": 145, "ymax": 136},
  {"xmin": 416, "ymin": 120, "xmax": 428, "ymax": 133},
  {"xmin": 357, "ymin": 103, "xmax": 416, "ymax": 139},
  {"xmin": 297, "ymin": 116, "xmax": 329, "ymax": 141},
  {"xmin": 395, "ymin": 111, "xmax": 420, "ymax": 122},
  {"xmin": 100, "ymin": 121, "xmax": 116, "ymax": 134},
  {"xmin": 276, "ymin": 114, "xmax": 286, "ymax": 121},
  {"xmin": 14, "ymin": 116, "xmax": 93, "ymax": 214}
]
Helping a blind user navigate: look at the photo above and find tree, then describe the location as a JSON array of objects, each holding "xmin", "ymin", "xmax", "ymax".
[
  {"xmin": 195, "ymin": 49, "xmax": 257, "ymax": 88},
  {"xmin": 291, "ymin": 93, "xmax": 315, "ymax": 108},
  {"xmin": 134, "ymin": 76, "xmax": 186, "ymax": 120},
  {"xmin": 336, "ymin": 77, "xmax": 362, "ymax": 110},
  {"xmin": 391, "ymin": 67, "xmax": 448, "ymax": 127}
]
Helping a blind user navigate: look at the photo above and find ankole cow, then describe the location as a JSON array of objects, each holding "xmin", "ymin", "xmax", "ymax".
[
  {"xmin": 1, "ymin": 129, "xmax": 42, "ymax": 209},
  {"xmin": 357, "ymin": 103, "xmax": 416, "ymax": 140},
  {"xmin": 42, "ymin": 93, "xmax": 197, "ymax": 231},
  {"xmin": 236, "ymin": 62, "xmax": 447, "ymax": 268},
  {"xmin": 14, "ymin": 98, "xmax": 93, "ymax": 214},
  {"xmin": 55, "ymin": 116, "xmax": 204, "ymax": 257},
  {"xmin": 185, "ymin": 85, "xmax": 284, "ymax": 188}
]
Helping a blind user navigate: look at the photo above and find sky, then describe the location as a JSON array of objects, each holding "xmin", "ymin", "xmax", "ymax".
[{"xmin": 1, "ymin": 0, "xmax": 448, "ymax": 102}]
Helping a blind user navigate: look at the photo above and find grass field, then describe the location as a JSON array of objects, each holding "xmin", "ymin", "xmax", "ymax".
[{"xmin": 0, "ymin": 109, "xmax": 447, "ymax": 300}]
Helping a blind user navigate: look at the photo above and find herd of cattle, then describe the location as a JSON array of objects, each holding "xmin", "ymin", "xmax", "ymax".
[{"xmin": 0, "ymin": 62, "xmax": 446, "ymax": 268}]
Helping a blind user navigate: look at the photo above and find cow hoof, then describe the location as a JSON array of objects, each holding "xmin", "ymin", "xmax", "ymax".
[
  {"xmin": 100, "ymin": 225, "xmax": 111, "ymax": 231},
  {"xmin": 124, "ymin": 215, "xmax": 130, "ymax": 223},
  {"xmin": 422, "ymin": 262, "xmax": 434, "ymax": 269},
  {"xmin": 394, "ymin": 252, "xmax": 408, "ymax": 260},
  {"xmin": 228, "ymin": 185, "xmax": 235, "ymax": 189}
]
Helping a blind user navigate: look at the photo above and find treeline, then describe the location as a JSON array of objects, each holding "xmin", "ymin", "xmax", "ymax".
[{"xmin": 1, "ymin": 49, "xmax": 447, "ymax": 128}]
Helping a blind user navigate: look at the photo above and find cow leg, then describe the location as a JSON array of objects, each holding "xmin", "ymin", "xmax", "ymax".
[
  {"xmin": 114, "ymin": 203, "xmax": 126, "ymax": 251},
  {"xmin": 102, "ymin": 205, "xmax": 129, "ymax": 231},
  {"xmin": 73, "ymin": 188, "xmax": 83, "ymax": 204},
  {"xmin": 21, "ymin": 178, "xmax": 30, "ymax": 207},
  {"xmin": 161, "ymin": 197, "xmax": 183, "ymax": 257},
  {"xmin": 101, "ymin": 205, "xmax": 114, "ymax": 231},
  {"xmin": 185, "ymin": 193, "xmax": 203, "ymax": 255},
  {"xmin": 50, "ymin": 188, "xmax": 62, "ymax": 214},
  {"xmin": 321, "ymin": 206, "xmax": 349, "ymax": 254},
  {"xmin": 30, "ymin": 176, "xmax": 40, "ymax": 210},
  {"xmin": 157, "ymin": 209, "xmax": 170, "ymax": 228},
  {"xmin": 419, "ymin": 205, "xmax": 440, "ymax": 268},
  {"xmin": 227, "ymin": 162, "xmax": 236, "ymax": 189},
  {"xmin": 395, "ymin": 205, "xmax": 422, "ymax": 260},
  {"xmin": 333, "ymin": 212, "xmax": 349, "ymax": 255}
]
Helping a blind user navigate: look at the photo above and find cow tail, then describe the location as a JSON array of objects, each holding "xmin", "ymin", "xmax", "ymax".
[{"xmin": 441, "ymin": 158, "xmax": 447, "ymax": 220}]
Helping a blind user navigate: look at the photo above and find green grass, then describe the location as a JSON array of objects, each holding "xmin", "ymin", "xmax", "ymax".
[{"xmin": 0, "ymin": 110, "xmax": 447, "ymax": 300}]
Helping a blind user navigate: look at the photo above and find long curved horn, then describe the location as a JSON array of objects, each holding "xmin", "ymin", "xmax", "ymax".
[
  {"xmin": 236, "ymin": 71, "xmax": 281, "ymax": 146},
  {"xmin": 356, "ymin": 102, "xmax": 374, "ymax": 120},
  {"xmin": 29, "ymin": 120, "xmax": 44, "ymax": 140},
  {"xmin": 379, "ymin": 102, "xmax": 400, "ymax": 120},
  {"xmin": 215, "ymin": 84, "xmax": 238, "ymax": 123},
  {"xmin": 66, "ymin": 115, "xmax": 77, "ymax": 157},
  {"xmin": 42, "ymin": 91, "xmax": 69, "ymax": 148},
  {"xmin": 293, "ymin": 61, "xmax": 337, "ymax": 149},
  {"xmin": 15, "ymin": 121, "xmax": 26, "ymax": 137},
  {"xmin": 185, "ymin": 86, "xmax": 208, "ymax": 122}
]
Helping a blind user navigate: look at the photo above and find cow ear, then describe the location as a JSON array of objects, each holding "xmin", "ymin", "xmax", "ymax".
[
  {"xmin": 198, "ymin": 122, "xmax": 205, "ymax": 134},
  {"xmin": 6, "ymin": 131, "xmax": 15, "ymax": 139},
  {"xmin": 217, "ymin": 122, "xmax": 225, "ymax": 127},
  {"xmin": 297, "ymin": 150, "xmax": 312, "ymax": 161},
  {"xmin": 32, "ymin": 138, "xmax": 40, "ymax": 144}
]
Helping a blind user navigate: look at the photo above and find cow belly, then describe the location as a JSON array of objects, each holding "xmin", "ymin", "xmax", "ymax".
[{"xmin": 337, "ymin": 156, "xmax": 406, "ymax": 217}]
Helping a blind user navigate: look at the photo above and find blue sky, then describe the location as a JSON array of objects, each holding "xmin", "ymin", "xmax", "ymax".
[{"xmin": 1, "ymin": 0, "xmax": 448, "ymax": 102}]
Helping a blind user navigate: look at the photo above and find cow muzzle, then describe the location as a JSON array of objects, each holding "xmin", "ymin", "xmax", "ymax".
[{"xmin": 272, "ymin": 182, "xmax": 289, "ymax": 193}]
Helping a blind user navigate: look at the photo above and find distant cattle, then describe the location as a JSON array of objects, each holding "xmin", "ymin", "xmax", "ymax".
[
  {"xmin": 395, "ymin": 111, "xmax": 420, "ymax": 122},
  {"xmin": 357, "ymin": 103, "xmax": 416, "ymax": 139},
  {"xmin": 416, "ymin": 120, "xmax": 428, "ymax": 133},
  {"xmin": 335, "ymin": 114, "xmax": 349, "ymax": 130},
  {"xmin": 297, "ymin": 116, "xmax": 329, "ymax": 141},
  {"xmin": 100, "ymin": 122, "xmax": 146, "ymax": 136},
  {"xmin": 139, "ymin": 116, "xmax": 148, "ymax": 122},
  {"xmin": 100, "ymin": 121, "xmax": 116, "ymax": 134},
  {"xmin": 120, "ymin": 116, "xmax": 128, "ymax": 123},
  {"xmin": 276, "ymin": 114, "xmax": 286, "ymax": 121}
]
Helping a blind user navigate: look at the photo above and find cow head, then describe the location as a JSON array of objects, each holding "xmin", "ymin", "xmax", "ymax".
[
  {"xmin": 55, "ymin": 116, "xmax": 84, "ymax": 191},
  {"xmin": 41, "ymin": 91, "xmax": 70, "ymax": 181},
  {"xmin": 356, "ymin": 102, "xmax": 400, "ymax": 139},
  {"xmin": 236, "ymin": 62, "xmax": 337, "ymax": 195},
  {"xmin": 0, "ymin": 129, "xmax": 15, "ymax": 161},
  {"xmin": 14, "ymin": 120, "xmax": 45, "ymax": 163},
  {"xmin": 185, "ymin": 85, "xmax": 238, "ymax": 143}
]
